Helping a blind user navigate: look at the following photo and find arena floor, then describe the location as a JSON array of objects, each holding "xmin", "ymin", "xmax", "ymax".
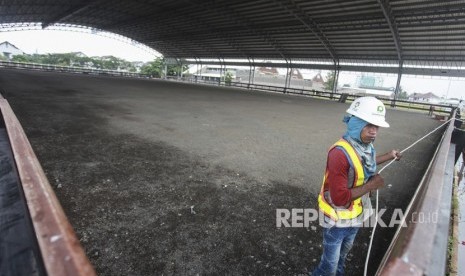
[{"xmin": 0, "ymin": 68, "xmax": 443, "ymax": 275}]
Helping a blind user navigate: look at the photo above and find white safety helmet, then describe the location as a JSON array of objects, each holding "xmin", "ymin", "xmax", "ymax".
[{"xmin": 346, "ymin": 96, "xmax": 390, "ymax": 128}]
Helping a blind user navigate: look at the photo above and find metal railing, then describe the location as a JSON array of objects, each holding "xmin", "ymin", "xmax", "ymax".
[
  {"xmin": 0, "ymin": 94, "xmax": 96, "ymax": 276},
  {"xmin": 1, "ymin": 62, "xmax": 456, "ymax": 116},
  {"xmin": 376, "ymin": 114, "xmax": 456, "ymax": 275},
  {"xmin": 0, "ymin": 60, "xmax": 150, "ymax": 78},
  {"xmin": 167, "ymin": 76, "xmax": 456, "ymax": 116}
]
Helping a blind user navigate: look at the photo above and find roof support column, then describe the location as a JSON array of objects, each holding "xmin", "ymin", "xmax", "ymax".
[
  {"xmin": 194, "ymin": 57, "xmax": 199, "ymax": 83},
  {"xmin": 247, "ymin": 57, "xmax": 255, "ymax": 89},
  {"xmin": 220, "ymin": 58, "xmax": 226, "ymax": 85},
  {"xmin": 287, "ymin": 64, "xmax": 292, "ymax": 88},
  {"xmin": 217, "ymin": 58, "xmax": 223, "ymax": 85},
  {"xmin": 163, "ymin": 63, "xmax": 167, "ymax": 79},
  {"xmin": 180, "ymin": 61, "xmax": 184, "ymax": 79},
  {"xmin": 223, "ymin": 58, "xmax": 227, "ymax": 85},
  {"xmin": 392, "ymin": 60, "xmax": 403, "ymax": 107},
  {"xmin": 199, "ymin": 58, "xmax": 203, "ymax": 80},
  {"xmin": 284, "ymin": 59, "xmax": 292, "ymax": 94},
  {"xmin": 377, "ymin": 0, "xmax": 403, "ymax": 107},
  {"xmin": 174, "ymin": 58, "xmax": 179, "ymax": 78},
  {"xmin": 284, "ymin": 67, "xmax": 288, "ymax": 94},
  {"xmin": 332, "ymin": 62, "xmax": 340, "ymax": 100}
]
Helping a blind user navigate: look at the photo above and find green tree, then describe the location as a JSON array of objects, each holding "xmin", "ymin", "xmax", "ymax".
[
  {"xmin": 75, "ymin": 56, "xmax": 93, "ymax": 67},
  {"xmin": 224, "ymin": 71, "xmax": 233, "ymax": 85},
  {"xmin": 42, "ymin": 53, "xmax": 76, "ymax": 66},
  {"xmin": 140, "ymin": 57, "xmax": 164, "ymax": 77},
  {"xmin": 140, "ymin": 58, "xmax": 189, "ymax": 78},
  {"xmin": 8, "ymin": 52, "xmax": 136, "ymax": 72},
  {"xmin": 324, "ymin": 71, "xmax": 335, "ymax": 91},
  {"xmin": 396, "ymin": 86, "xmax": 408, "ymax": 99},
  {"xmin": 166, "ymin": 62, "xmax": 188, "ymax": 77},
  {"xmin": 29, "ymin": 54, "xmax": 46, "ymax": 63},
  {"xmin": 11, "ymin": 54, "xmax": 31, "ymax": 63}
]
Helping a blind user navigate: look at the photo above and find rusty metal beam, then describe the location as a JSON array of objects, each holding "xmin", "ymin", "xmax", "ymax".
[
  {"xmin": 377, "ymin": 115, "xmax": 455, "ymax": 275},
  {"xmin": 0, "ymin": 97, "xmax": 96, "ymax": 276}
]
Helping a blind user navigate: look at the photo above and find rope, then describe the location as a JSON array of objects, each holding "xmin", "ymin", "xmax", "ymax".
[{"xmin": 363, "ymin": 118, "xmax": 453, "ymax": 276}]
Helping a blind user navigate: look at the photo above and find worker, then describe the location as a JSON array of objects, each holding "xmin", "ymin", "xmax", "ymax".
[{"xmin": 312, "ymin": 96, "xmax": 402, "ymax": 276}]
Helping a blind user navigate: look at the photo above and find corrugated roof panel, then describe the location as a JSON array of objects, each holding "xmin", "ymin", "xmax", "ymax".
[{"xmin": 1, "ymin": 0, "xmax": 465, "ymax": 63}]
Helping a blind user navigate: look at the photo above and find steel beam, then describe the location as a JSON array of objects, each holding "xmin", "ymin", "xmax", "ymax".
[
  {"xmin": 273, "ymin": 0, "xmax": 338, "ymax": 62},
  {"xmin": 41, "ymin": 1, "xmax": 95, "ymax": 29}
]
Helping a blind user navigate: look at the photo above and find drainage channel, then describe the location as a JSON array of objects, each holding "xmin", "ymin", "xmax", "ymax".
[
  {"xmin": 0, "ymin": 112, "xmax": 45, "ymax": 275},
  {"xmin": 376, "ymin": 114, "xmax": 456, "ymax": 275}
]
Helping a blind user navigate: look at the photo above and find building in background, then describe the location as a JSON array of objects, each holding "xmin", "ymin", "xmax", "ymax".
[
  {"xmin": 409, "ymin": 92, "xmax": 441, "ymax": 103},
  {"xmin": 0, "ymin": 41, "xmax": 24, "ymax": 59},
  {"xmin": 309, "ymin": 72, "xmax": 325, "ymax": 91},
  {"xmin": 257, "ymin": 67, "xmax": 279, "ymax": 76},
  {"xmin": 192, "ymin": 65, "xmax": 237, "ymax": 83},
  {"xmin": 344, "ymin": 74, "xmax": 395, "ymax": 98},
  {"xmin": 356, "ymin": 75, "xmax": 384, "ymax": 88}
]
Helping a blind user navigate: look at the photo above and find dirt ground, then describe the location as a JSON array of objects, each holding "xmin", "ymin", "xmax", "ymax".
[{"xmin": 0, "ymin": 68, "xmax": 443, "ymax": 275}]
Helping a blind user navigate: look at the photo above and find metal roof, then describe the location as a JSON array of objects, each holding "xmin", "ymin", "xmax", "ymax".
[{"xmin": 1, "ymin": 0, "xmax": 465, "ymax": 70}]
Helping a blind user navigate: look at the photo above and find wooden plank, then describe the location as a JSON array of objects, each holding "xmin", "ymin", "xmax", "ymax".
[{"xmin": 0, "ymin": 98, "xmax": 96, "ymax": 276}]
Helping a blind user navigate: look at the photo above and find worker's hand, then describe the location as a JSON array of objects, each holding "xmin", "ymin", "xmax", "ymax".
[
  {"xmin": 367, "ymin": 174, "xmax": 385, "ymax": 191},
  {"xmin": 390, "ymin": 149, "xmax": 402, "ymax": 161}
]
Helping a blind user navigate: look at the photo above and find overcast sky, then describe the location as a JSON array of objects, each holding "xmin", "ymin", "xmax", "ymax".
[
  {"xmin": 0, "ymin": 28, "xmax": 464, "ymax": 99},
  {"xmin": 338, "ymin": 72, "xmax": 465, "ymax": 100},
  {"xmin": 0, "ymin": 29, "xmax": 160, "ymax": 62}
]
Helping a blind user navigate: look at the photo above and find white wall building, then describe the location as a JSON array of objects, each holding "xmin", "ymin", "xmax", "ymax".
[
  {"xmin": 193, "ymin": 65, "xmax": 237, "ymax": 82},
  {"xmin": 0, "ymin": 41, "xmax": 24, "ymax": 59}
]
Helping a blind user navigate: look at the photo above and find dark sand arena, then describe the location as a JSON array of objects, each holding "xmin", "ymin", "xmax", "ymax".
[{"xmin": 0, "ymin": 68, "xmax": 443, "ymax": 275}]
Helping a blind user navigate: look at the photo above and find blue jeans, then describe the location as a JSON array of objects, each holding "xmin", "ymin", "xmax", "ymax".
[{"xmin": 312, "ymin": 226, "xmax": 359, "ymax": 276}]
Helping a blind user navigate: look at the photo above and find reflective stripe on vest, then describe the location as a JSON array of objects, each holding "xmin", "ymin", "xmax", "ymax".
[{"xmin": 318, "ymin": 139, "xmax": 366, "ymax": 221}]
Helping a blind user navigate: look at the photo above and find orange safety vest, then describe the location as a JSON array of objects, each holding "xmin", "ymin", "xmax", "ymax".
[{"xmin": 318, "ymin": 139, "xmax": 366, "ymax": 221}]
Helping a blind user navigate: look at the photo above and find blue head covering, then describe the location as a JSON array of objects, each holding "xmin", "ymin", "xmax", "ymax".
[
  {"xmin": 342, "ymin": 115, "xmax": 368, "ymax": 143},
  {"xmin": 342, "ymin": 115, "xmax": 377, "ymax": 180}
]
